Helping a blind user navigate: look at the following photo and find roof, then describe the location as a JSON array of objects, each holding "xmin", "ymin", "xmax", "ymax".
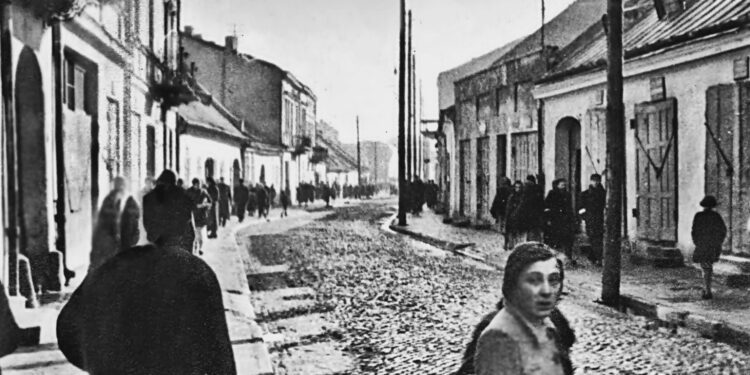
[
  {"xmin": 317, "ymin": 133, "xmax": 360, "ymax": 173},
  {"xmin": 174, "ymin": 99, "xmax": 247, "ymax": 141},
  {"xmin": 543, "ymin": 0, "xmax": 750, "ymax": 83},
  {"xmin": 437, "ymin": 38, "xmax": 523, "ymax": 110},
  {"xmin": 494, "ymin": 0, "xmax": 608, "ymax": 64}
]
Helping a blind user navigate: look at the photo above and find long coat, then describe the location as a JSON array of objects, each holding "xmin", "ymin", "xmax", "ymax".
[
  {"xmin": 90, "ymin": 190, "xmax": 141, "ymax": 272},
  {"xmin": 233, "ymin": 185, "xmax": 250, "ymax": 215},
  {"xmin": 544, "ymin": 188, "xmax": 576, "ymax": 248},
  {"xmin": 218, "ymin": 183, "xmax": 232, "ymax": 219},
  {"xmin": 519, "ymin": 183, "xmax": 545, "ymax": 231},
  {"xmin": 691, "ymin": 210, "xmax": 727, "ymax": 264},
  {"xmin": 581, "ymin": 185, "xmax": 606, "ymax": 237},
  {"xmin": 57, "ymin": 245, "xmax": 236, "ymax": 375},
  {"xmin": 206, "ymin": 184, "xmax": 220, "ymax": 231},
  {"xmin": 504, "ymin": 192, "xmax": 525, "ymax": 234},
  {"xmin": 490, "ymin": 186, "xmax": 512, "ymax": 222}
]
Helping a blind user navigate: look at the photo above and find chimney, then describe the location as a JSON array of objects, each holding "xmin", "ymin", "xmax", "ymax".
[
  {"xmin": 225, "ymin": 35, "xmax": 238, "ymax": 54},
  {"xmin": 183, "ymin": 25, "xmax": 194, "ymax": 36}
]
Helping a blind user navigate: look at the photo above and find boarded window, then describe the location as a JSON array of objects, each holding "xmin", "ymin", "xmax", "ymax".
[{"xmin": 511, "ymin": 132, "xmax": 538, "ymax": 182}]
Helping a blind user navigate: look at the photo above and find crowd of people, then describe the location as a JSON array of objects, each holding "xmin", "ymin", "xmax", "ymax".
[{"xmin": 403, "ymin": 175, "xmax": 439, "ymax": 215}]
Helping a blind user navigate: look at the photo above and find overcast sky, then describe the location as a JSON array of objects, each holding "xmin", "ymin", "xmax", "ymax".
[{"xmin": 182, "ymin": 0, "xmax": 577, "ymax": 144}]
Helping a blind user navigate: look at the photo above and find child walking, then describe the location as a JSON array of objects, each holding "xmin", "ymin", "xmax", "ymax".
[{"xmin": 691, "ymin": 195, "xmax": 727, "ymax": 300}]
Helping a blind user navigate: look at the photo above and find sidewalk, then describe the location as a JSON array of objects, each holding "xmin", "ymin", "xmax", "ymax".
[
  {"xmin": 0, "ymin": 209, "xmax": 311, "ymax": 375},
  {"xmin": 390, "ymin": 208, "xmax": 750, "ymax": 350}
]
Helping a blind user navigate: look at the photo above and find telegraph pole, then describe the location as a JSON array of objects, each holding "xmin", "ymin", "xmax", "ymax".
[
  {"xmin": 357, "ymin": 115, "xmax": 362, "ymax": 186},
  {"xmin": 411, "ymin": 49, "xmax": 417, "ymax": 180},
  {"xmin": 406, "ymin": 10, "xmax": 413, "ymax": 181},
  {"xmin": 602, "ymin": 0, "xmax": 624, "ymax": 307},
  {"xmin": 397, "ymin": 0, "xmax": 407, "ymax": 226}
]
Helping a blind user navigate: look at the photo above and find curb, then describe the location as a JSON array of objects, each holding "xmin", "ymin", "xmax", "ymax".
[{"xmin": 384, "ymin": 214, "xmax": 750, "ymax": 352}]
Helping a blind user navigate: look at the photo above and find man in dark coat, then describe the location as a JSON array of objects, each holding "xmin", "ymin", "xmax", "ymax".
[
  {"xmin": 504, "ymin": 181, "xmax": 525, "ymax": 250},
  {"xmin": 521, "ymin": 175, "xmax": 545, "ymax": 241},
  {"xmin": 691, "ymin": 195, "xmax": 727, "ymax": 300},
  {"xmin": 256, "ymin": 184, "xmax": 269, "ymax": 219},
  {"xmin": 247, "ymin": 186, "xmax": 257, "ymax": 217},
  {"xmin": 269, "ymin": 184, "xmax": 277, "ymax": 208},
  {"xmin": 142, "ymin": 170, "xmax": 195, "ymax": 252},
  {"xmin": 1, "ymin": 281, "xmax": 21, "ymax": 367},
  {"xmin": 280, "ymin": 187, "xmax": 291, "ymax": 217},
  {"xmin": 544, "ymin": 179, "xmax": 577, "ymax": 264},
  {"xmin": 186, "ymin": 178, "xmax": 212, "ymax": 255},
  {"xmin": 233, "ymin": 179, "xmax": 250, "ymax": 222},
  {"xmin": 580, "ymin": 173, "xmax": 606, "ymax": 265},
  {"xmin": 56, "ymin": 244, "xmax": 236, "ymax": 375},
  {"xmin": 217, "ymin": 177, "xmax": 232, "ymax": 227},
  {"xmin": 206, "ymin": 178, "xmax": 220, "ymax": 238}
]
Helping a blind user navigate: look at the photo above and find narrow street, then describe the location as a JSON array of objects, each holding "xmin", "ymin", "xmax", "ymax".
[{"xmin": 243, "ymin": 200, "xmax": 750, "ymax": 375}]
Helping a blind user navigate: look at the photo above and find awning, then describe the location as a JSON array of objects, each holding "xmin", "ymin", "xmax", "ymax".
[{"xmin": 174, "ymin": 100, "xmax": 247, "ymax": 141}]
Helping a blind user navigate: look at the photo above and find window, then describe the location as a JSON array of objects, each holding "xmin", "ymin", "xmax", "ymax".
[
  {"xmin": 475, "ymin": 96, "xmax": 480, "ymax": 121},
  {"xmin": 64, "ymin": 59, "xmax": 87, "ymax": 112},
  {"xmin": 513, "ymin": 83, "xmax": 520, "ymax": 113}
]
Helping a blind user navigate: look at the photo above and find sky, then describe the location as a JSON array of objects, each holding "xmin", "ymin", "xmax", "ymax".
[{"xmin": 182, "ymin": 0, "xmax": 578, "ymax": 144}]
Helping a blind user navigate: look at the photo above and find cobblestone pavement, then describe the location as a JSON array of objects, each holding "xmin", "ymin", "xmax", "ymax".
[{"xmin": 243, "ymin": 199, "xmax": 750, "ymax": 374}]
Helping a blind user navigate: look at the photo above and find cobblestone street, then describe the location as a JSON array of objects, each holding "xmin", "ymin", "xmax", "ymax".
[{"xmin": 243, "ymin": 200, "xmax": 750, "ymax": 374}]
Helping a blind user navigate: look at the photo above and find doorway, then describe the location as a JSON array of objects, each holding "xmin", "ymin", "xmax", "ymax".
[{"xmin": 555, "ymin": 117, "xmax": 582, "ymax": 209}]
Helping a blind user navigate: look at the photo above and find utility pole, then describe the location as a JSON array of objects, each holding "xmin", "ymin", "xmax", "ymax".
[
  {"xmin": 406, "ymin": 10, "xmax": 413, "ymax": 181},
  {"xmin": 397, "ymin": 0, "xmax": 407, "ymax": 226},
  {"xmin": 411, "ymin": 49, "xmax": 417, "ymax": 180},
  {"xmin": 602, "ymin": 0, "xmax": 624, "ymax": 307},
  {"xmin": 357, "ymin": 115, "xmax": 362, "ymax": 186}
]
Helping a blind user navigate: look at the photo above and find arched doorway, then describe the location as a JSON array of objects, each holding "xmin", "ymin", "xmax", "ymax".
[
  {"xmin": 205, "ymin": 158, "xmax": 215, "ymax": 180},
  {"xmin": 16, "ymin": 47, "xmax": 48, "ymax": 289},
  {"xmin": 555, "ymin": 117, "xmax": 582, "ymax": 208},
  {"xmin": 259, "ymin": 165, "xmax": 266, "ymax": 185},
  {"xmin": 232, "ymin": 159, "xmax": 241, "ymax": 186}
]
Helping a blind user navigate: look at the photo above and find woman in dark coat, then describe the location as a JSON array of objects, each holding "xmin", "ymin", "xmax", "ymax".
[
  {"xmin": 206, "ymin": 178, "xmax": 220, "ymax": 238},
  {"xmin": 544, "ymin": 179, "xmax": 577, "ymax": 264},
  {"xmin": 490, "ymin": 177, "xmax": 512, "ymax": 230},
  {"xmin": 691, "ymin": 195, "xmax": 727, "ymax": 300},
  {"xmin": 504, "ymin": 181, "xmax": 525, "ymax": 250}
]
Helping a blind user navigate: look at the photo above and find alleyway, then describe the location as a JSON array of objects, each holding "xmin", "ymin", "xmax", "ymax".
[{"xmin": 243, "ymin": 199, "xmax": 750, "ymax": 374}]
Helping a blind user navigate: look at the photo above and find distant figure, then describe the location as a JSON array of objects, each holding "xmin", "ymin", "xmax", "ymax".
[
  {"xmin": 412, "ymin": 176, "xmax": 425, "ymax": 215},
  {"xmin": 90, "ymin": 177, "xmax": 140, "ymax": 273},
  {"xmin": 138, "ymin": 176, "xmax": 156, "ymax": 205},
  {"xmin": 580, "ymin": 173, "xmax": 606, "ymax": 266},
  {"xmin": 247, "ymin": 186, "xmax": 257, "ymax": 218},
  {"xmin": 1, "ymin": 281, "xmax": 22, "ymax": 363},
  {"xmin": 176, "ymin": 178, "xmax": 185, "ymax": 190},
  {"xmin": 280, "ymin": 188, "xmax": 291, "ymax": 217},
  {"xmin": 217, "ymin": 177, "xmax": 232, "ymax": 227},
  {"xmin": 186, "ymin": 178, "xmax": 212, "ymax": 256},
  {"xmin": 544, "ymin": 179, "xmax": 577, "ymax": 265},
  {"xmin": 504, "ymin": 181, "xmax": 526, "ymax": 250},
  {"xmin": 691, "ymin": 195, "xmax": 727, "ymax": 300},
  {"xmin": 233, "ymin": 179, "xmax": 250, "ymax": 222},
  {"xmin": 491, "ymin": 177, "xmax": 513, "ymax": 244},
  {"xmin": 206, "ymin": 178, "xmax": 220, "ymax": 239},
  {"xmin": 521, "ymin": 175, "xmax": 545, "ymax": 242},
  {"xmin": 256, "ymin": 184, "xmax": 269, "ymax": 220},
  {"xmin": 142, "ymin": 170, "xmax": 195, "ymax": 252},
  {"xmin": 269, "ymin": 184, "xmax": 277, "ymax": 208},
  {"xmin": 57, "ymin": 244, "xmax": 236, "ymax": 375}
]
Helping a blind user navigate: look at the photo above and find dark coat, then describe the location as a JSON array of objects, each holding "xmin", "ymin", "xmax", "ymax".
[
  {"xmin": 206, "ymin": 184, "xmax": 220, "ymax": 231},
  {"xmin": 217, "ymin": 183, "xmax": 232, "ymax": 218},
  {"xmin": 1, "ymin": 281, "xmax": 21, "ymax": 361},
  {"xmin": 185, "ymin": 186, "xmax": 212, "ymax": 228},
  {"xmin": 247, "ymin": 190, "xmax": 257, "ymax": 212},
  {"xmin": 519, "ymin": 183, "xmax": 545, "ymax": 231},
  {"xmin": 691, "ymin": 210, "xmax": 727, "ymax": 264},
  {"xmin": 57, "ymin": 245, "xmax": 236, "ymax": 375},
  {"xmin": 143, "ymin": 185, "xmax": 195, "ymax": 250},
  {"xmin": 233, "ymin": 185, "xmax": 250, "ymax": 207},
  {"xmin": 256, "ymin": 187, "xmax": 269, "ymax": 210},
  {"xmin": 454, "ymin": 299, "xmax": 575, "ymax": 375},
  {"xmin": 581, "ymin": 184, "xmax": 606, "ymax": 236},
  {"xmin": 490, "ymin": 186, "xmax": 512, "ymax": 221},
  {"xmin": 504, "ymin": 191, "xmax": 525, "ymax": 234},
  {"xmin": 280, "ymin": 189, "xmax": 291, "ymax": 207},
  {"xmin": 544, "ymin": 188, "xmax": 576, "ymax": 244}
]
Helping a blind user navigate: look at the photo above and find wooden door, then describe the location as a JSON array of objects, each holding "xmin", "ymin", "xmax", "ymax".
[
  {"xmin": 496, "ymin": 134, "xmax": 507, "ymax": 188},
  {"xmin": 737, "ymin": 82, "xmax": 750, "ymax": 255},
  {"xmin": 459, "ymin": 140, "xmax": 471, "ymax": 216},
  {"xmin": 635, "ymin": 99, "xmax": 677, "ymax": 243},
  {"xmin": 705, "ymin": 84, "xmax": 736, "ymax": 253},
  {"xmin": 511, "ymin": 132, "xmax": 538, "ymax": 182},
  {"xmin": 477, "ymin": 137, "xmax": 490, "ymax": 219}
]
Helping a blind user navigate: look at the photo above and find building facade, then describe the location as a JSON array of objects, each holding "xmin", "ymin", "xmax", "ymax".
[
  {"xmin": 536, "ymin": 0, "xmax": 750, "ymax": 259},
  {"xmin": 182, "ymin": 30, "xmax": 318, "ymax": 201}
]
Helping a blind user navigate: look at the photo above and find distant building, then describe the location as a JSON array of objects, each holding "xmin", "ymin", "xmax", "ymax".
[{"xmin": 342, "ymin": 142, "xmax": 393, "ymax": 185}]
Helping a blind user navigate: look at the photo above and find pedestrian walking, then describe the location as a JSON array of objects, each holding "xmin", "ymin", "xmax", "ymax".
[
  {"xmin": 504, "ymin": 181, "xmax": 526, "ymax": 250},
  {"xmin": 56, "ymin": 243, "xmax": 236, "ymax": 375},
  {"xmin": 269, "ymin": 184, "xmax": 277, "ymax": 208},
  {"xmin": 206, "ymin": 177, "xmax": 220, "ymax": 239},
  {"xmin": 176, "ymin": 178, "xmax": 185, "ymax": 190},
  {"xmin": 280, "ymin": 187, "xmax": 291, "ymax": 217},
  {"xmin": 490, "ymin": 177, "xmax": 512, "ymax": 237},
  {"xmin": 89, "ymin": 176, "xmax": 141, "ymax": 273},
  {"xmin": 186, "ymin": 178, "xmax": 212, "ymax": 256},
  {"xmin": 474, "ymin": 242, "xmax": 573, "ymax": 375},
  {"xmin": 522, "ymin": 175, "xmax": 545, "ymax": 242},
  {"xmin": 247, "ymin": 186, "xmax": 257, "ymax": 217},
  {"xmin": 233, "ymin": 179, "xmax": 250, "ymax": 222},
  {"xmin": 544, "ymin": 179, "xmax": 577, "ymax": 265},
  {"xmin": 256, "ymin": 183, "xmax": 269, "ymax": 220},
  {"xmin": 580, "ymin": 173, "xmax": 606, "ymax": 266},
  {"xmin": 1, "ymin": 281, "xmax": 22, "ymax": 368},
  {"xmin": 142, "ymin": 170, "xmax": 195, "ymax": 252},
  {"xmin": 691, "ymin": 195, "xmax": 727, "ymax": 300},
  {"xmin": 217, "ymin": 177, "xmax": 232, "ymax": 227}
]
